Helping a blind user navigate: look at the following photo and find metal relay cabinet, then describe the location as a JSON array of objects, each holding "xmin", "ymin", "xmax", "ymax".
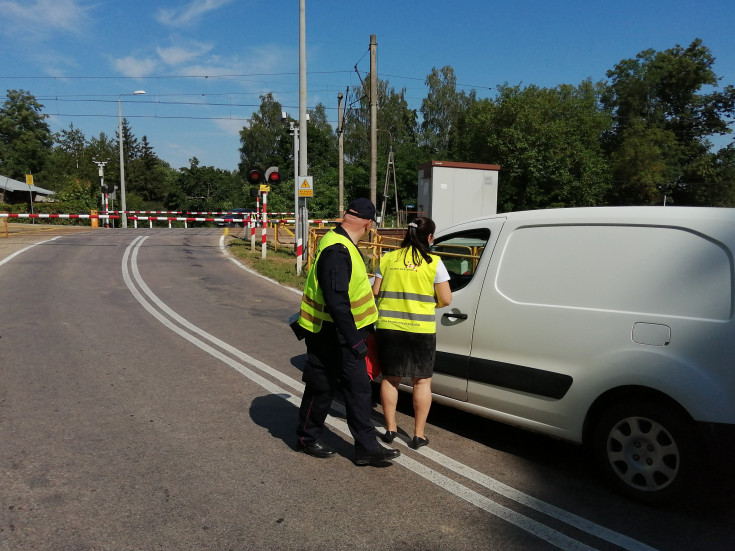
[{"xmin": 417, "ymin": 161, "xmax": 500, "ymax": 231}]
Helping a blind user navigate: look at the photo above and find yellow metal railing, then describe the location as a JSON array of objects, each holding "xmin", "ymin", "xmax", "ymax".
[{"xmin": 302, "ymin": 227, "xmax": 482, "ymax": 277}]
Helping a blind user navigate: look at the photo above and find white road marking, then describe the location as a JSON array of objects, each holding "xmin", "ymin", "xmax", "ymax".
[
  {"xmin": 0, "ymin": 236, "xmax": 60, "ymax": 267},
  {"xmin": 121, "ymin": 235, "xmax": 657, "ymax": 551}
]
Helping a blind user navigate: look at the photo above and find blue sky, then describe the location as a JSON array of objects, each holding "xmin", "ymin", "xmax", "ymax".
[{"xmin": 1, "ymin": 0, "xmax": 733, "ymax": 172}]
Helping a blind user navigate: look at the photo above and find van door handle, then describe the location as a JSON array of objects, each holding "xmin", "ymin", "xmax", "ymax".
[{"xmin": 443, "ymin": 312, "xmax": 468, "ymax": 320}]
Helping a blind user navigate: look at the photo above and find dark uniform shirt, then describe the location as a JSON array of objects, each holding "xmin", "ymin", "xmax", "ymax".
[{"xmin": 315, "ymin": 224, "xmax": 365, "ymax": 349}]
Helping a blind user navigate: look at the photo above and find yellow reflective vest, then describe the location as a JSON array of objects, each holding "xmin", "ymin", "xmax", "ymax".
[
  {"xmin": 298, "ymin": 230, "xmax": 378, "ymax": 333},
  {"xmin": 376, "ymin": 247, "xmax": 440, "ymax": 334}
]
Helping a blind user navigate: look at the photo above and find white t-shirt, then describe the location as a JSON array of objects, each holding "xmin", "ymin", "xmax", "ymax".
[{"xmin": 375, "ymin": 256, "xmax": 450, "ymax": 284}]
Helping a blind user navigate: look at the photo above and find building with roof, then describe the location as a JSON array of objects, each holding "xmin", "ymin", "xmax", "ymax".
[{"xmin": 1, "ymin": 175, "xmax": 55, "ymax": 204}]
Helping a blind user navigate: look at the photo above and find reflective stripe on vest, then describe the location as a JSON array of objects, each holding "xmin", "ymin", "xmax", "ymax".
[
  {"xmin": 376, "ymin": 247, "xmax": 439, "ymax": 334},
  {"xmin": 297, "ymin": 230, "xmax": 378, "ymax": 333}
]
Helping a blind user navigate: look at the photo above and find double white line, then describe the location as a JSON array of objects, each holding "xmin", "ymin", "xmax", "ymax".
[{"xmin": 123, "ymin": 235, "xmax": 656, "ymax": 551}]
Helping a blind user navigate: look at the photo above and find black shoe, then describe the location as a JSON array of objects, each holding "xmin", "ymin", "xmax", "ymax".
[
  {"xmin": 296, "ymin": 440, "xmax": 336, "ymax": 458},
  {"xmin": 381, "ymin": 430, "xmax": 397, "ymax": 443},
  {"xmin": 354, "ymin": 446, "xmax": 401, "ymax": 467},
  {"xmin": 410, "ymin": 436, "xmax": 429, "ymax": 450}
]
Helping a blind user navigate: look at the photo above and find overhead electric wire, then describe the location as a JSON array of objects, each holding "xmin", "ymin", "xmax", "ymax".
[
  {"xmin": 48, "ymin": 113, "xmax": 254, "ymax": 121},
  {"xmin": 2, "ymin": 69, "xmax": 494, "ymax": 97},
  {"xmin": 2, "ymin": 70, "xmax": 354, "ymax": 80},
  {"xmin": 1, "ymin": 66, "xmax": 496, "ymax": 127}
]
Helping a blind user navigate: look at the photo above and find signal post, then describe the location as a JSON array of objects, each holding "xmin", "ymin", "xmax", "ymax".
[{"xmin": 246, "ymin": 166, "xmax": 281, "ymax": 259}]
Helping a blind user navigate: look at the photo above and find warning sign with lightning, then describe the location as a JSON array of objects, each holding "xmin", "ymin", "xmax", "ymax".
[{"xmin": 298, "ymin": 176, "xmax": 313, "ymax": 197}]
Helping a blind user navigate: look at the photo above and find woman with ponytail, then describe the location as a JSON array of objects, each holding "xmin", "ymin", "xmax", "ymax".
[{"xmin": 372, "ymin": 216, "xmax": 452, "ymax": 449}]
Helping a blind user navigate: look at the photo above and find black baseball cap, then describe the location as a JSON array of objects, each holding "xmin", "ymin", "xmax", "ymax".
[{"xmin": 345, "ymin": 198, "xmax": 376, "ymax": 221}]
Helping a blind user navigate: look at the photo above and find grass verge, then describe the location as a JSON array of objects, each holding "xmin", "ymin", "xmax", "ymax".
[{"xmin": 227, "ymin": 237, "xmax": 308, "ymax": 290}]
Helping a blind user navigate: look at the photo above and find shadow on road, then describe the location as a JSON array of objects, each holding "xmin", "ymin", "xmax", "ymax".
[
  {"xmin": 248, "ymin": 393, "xmax": 356, "ymax": 461},
  {"xmin": 391, "ymin": 390, "xmax": 735, "ymax": 514}
]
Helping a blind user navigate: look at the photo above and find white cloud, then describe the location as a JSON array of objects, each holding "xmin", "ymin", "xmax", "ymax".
[
  {"xmin": 0, "ymin": 0, "xmax": 94, "ymax": 36},
  {"xmin": 157, "ymin": 41, "xmax": 214, "ymax": 66},
  {"xmin": 29, "ymin": 50, "xmax": 81, "ymax": 77},
  {"xmin": 172, "ymin": 44, "xmax": 294, "ymax": 79},
  {"xmin": 214, "ymin": 118, "xmax": 247, "ymax": 136},
  {"xmin": 155, "ymin": 0, "xmax": 236, "ymax": 28},
  {"xmin": 113, "ymin": 56, "xmax": 159, "ymax": 78}
]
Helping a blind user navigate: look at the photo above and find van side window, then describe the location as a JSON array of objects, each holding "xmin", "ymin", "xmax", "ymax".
[{"xmin": 431, "ymin": 229, "xmax": 491, "ymax": 292}]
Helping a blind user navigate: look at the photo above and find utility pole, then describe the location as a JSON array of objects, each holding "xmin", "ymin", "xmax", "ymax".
[
  {"xmin": 370, "ymin": 34, "xmax": 378, "ymax": 205},
  {"xmin": 299, "ymin": 0, "xmax": 309, "ymax": 260},
  {"xmin": 94, "ymin": 160, "xmax": 108, "ymax": 228},
  {"xmin": 290, "ymin": 120, "xmax": 302, "ymax": 274},
  {"xmin": 337, "ymin": 92, "xmax": 345, "ymax": 215}
]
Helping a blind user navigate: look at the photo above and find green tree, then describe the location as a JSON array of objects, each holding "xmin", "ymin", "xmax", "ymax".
[
  {"xmin": 343, "ymin": 76, "xmax": 422, "ymax": 217},
  {"xmin": 127, "ymin": 135, "xmax": 175, "ymax": 205},
  {"xmin": 42, "ymin": 123, "xmax": 94, "ymax": 191},
  {"xmin": 53, "ymin": 178, "xmax": 97, "ymax": 213},
  {"xmin": 301, "ymin": 103, "xmax": 339, "ymax": 217},
  {"xmin": 116, "ymin": 118, "xmax": 143, "ymax": 200},
  {"xmin": 166, "ymin": 157, "xmax": 242, "ymax": 213},
  {"xmin": 238, "ymin": 94, "xmax": 346, "ymax": 217},
  {"xmin": 378, "ymin": 80, "xmax": 422, "ymax": 214},
  {"xmin": 602, "ymin": 39, "xmax": 735, "ymax": 205},
  {"xmin": 607, "ymin": 122, "xmax": 679, "ymax": 204},
  {"xmin": 80, "ymin": 132, "xmax": 120, "ymax": 209},
  {"xmin": 420, "ymin": 66, "xmax": 476, "ymax": 159},
  {"xmin": 709, "ymin": 145, "xmax": 735, "ymax": 206},
  {"xmin": 239, "ymin": 93, "xmax": 291, "ymax": 174},
  {"xmin": 0, "ymin": 89, "xmax": 53, "ymax": 180},
  {"xmin": 238, "ymin": 93, "xmax": 294, "ymax": 213},
  {"xmin": 465, "ymin": 82, "xmax": 612, "ymax": 211}
]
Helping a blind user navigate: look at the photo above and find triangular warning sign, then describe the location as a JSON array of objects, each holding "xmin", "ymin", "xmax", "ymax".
[{"xmin": 298, "ymin": 176, "xmax": 313, "ymax": 197}]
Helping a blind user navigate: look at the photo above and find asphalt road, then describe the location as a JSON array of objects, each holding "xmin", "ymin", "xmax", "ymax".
[{"xmin": 1, "ymin": 226, "xmax": 734, "ymax": 550}]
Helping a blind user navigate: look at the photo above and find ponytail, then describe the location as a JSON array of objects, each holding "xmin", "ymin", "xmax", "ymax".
[{"xmin": 400, "ymin": 216, "xmax": 436, "ymax": 266}]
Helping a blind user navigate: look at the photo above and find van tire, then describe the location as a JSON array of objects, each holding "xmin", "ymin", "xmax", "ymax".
[{"xmin": 591, "ymin": 400, "xmax": 698, "ymax": 504}]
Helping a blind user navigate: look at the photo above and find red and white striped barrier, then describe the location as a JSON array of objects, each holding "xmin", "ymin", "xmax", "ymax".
[
  {"xmin": 1, "ymin": 212, "xmax": 340, "ymax": 225},
  {"xmin": 129, "ymin": 215, "xmax": 248, "ymax": 229},
  {"xmin": 0, "ymin": 213, "xmax": 118, "ymax": 220},
  {"xmin": 106, "ymin": 210, "xmax": 252, "ymax": 216},
  {"xmin": 273, "ymin": 219, "xmax": 337, "ymax": 225},
  {"xmin": 106, "ymin": 210, "xmax": 184, "ymax": 215}
]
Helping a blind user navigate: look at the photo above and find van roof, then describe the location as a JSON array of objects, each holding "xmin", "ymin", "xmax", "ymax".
[{"xmin": 438, "ymin": 206, "xmax": 735, "ymax": 240}]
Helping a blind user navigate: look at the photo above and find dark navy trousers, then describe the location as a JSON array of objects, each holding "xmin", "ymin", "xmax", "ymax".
[{"xmin": 297, "ymin": 323, "xmax": 378, "ymax": 454}]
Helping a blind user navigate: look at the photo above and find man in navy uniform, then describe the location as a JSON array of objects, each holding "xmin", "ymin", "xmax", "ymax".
[{"xmin": 296, "ymin": 198, "xmax": 400, "ymax": 466}]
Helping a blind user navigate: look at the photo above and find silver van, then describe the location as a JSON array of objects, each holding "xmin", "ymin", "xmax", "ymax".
[{"xmin": 428, "ymin": 206, "xmax": 735, "ymax": 503}]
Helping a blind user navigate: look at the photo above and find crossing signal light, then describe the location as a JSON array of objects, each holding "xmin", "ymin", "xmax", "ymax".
[
  {"xmin": 246, "ymin": 166, "xmax": 264, "ymax": 185},
  {"xmin": 265, "ymin": 166, "xmax": 281, "ymax": 185}
]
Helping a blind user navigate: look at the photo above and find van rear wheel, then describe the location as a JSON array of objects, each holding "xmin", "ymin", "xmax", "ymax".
[{"xmin": 592, "ymin": 401, "xmax": 698, "ymax": 504}]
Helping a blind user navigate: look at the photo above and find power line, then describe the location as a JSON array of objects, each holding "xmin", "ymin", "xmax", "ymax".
[
  {"xmin": 380, "ymin": 72, "xmax": 496, "ymax": 91},
  {"xmin": 1, "ymin": 71, "xmax": 353, "ymax": 80},
  {"xmin": 47, "ymin": 113, "xmax": 254, "ymax": 122},
  {"xmin": 2, "ymin": 69, "xmax": 495, "ymax": 94}
]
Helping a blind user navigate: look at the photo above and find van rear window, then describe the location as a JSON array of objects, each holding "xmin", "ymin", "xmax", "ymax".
[{"xmin": 495, "ymin": 224, "xmax": 732, "ymax": 320}]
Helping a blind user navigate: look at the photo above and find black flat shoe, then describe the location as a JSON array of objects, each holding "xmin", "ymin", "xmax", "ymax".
[
  {"xmin": 296, "ymin": 440, "xmax": 336, "ymax": 458},
  {"xmin": 381, "ymin": 430, "xmax": 397, "ymax": 443},
  {"xmin": 354, "ymin": 446, "xmax": 400, "ymax": 467},
  {"xmin": 410, "ymin": 436, "xmax": 429, "ymax": 450}
]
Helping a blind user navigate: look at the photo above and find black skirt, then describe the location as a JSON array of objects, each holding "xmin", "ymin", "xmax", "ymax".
[{"xmin": 375, "ymin": 328, "xmax": 436, "ymax": 379}]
